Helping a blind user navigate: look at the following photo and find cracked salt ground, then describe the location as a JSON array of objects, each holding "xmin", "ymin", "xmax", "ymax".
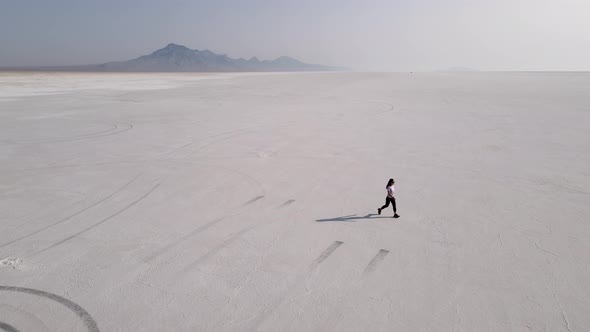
[{"xmin": 1, "ymin": 72, "xmax": 590, "ymax": 331}]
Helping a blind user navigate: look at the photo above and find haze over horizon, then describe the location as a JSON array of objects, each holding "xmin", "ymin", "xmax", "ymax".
[{"xmin": 1, "ymin": 0, "xmax": 589, "ymax": 71}]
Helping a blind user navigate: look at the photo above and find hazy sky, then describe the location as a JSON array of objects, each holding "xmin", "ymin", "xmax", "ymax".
[{"xmin": 1, "ymin": 0, "xmax": 589, "ymax": 70}]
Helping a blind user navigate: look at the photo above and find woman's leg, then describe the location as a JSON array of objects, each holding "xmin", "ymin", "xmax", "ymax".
[
  {"xmin": 391, "ymin": 197, "xmax": 397, "ymax": 213},
  {"xmin": 380, "ymin": 197, "xmax": 390, "ymax": 210}
]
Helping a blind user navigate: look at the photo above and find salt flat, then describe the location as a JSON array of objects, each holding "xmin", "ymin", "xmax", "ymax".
[{"xmin": 1, "ymin": 71, "xmax": 589, "ymax": 331}]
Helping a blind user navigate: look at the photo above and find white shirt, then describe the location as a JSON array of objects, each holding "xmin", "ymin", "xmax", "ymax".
[{"xmin": 387, "ymin": 185, "xmax": 395, "ymax": 198}]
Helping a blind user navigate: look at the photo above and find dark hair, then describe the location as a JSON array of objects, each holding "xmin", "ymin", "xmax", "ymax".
[{"xmin": 386, "ymin": 178, "xmax": 394, "ymax": 187}]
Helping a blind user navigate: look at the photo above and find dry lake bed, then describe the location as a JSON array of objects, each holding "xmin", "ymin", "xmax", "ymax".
[{"xmin": 1, "ymin": 71, "xmax": 589, "ymax": 331}]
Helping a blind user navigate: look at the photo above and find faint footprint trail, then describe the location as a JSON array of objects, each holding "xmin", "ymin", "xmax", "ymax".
[
  {"xmin": 363, "ymin": 249, "xmax": 390, "ymax": 274},
  {"xmin": 244, "ymin": 195, "xmax": 264, "ymax": 206},
  {"xmin": 29, "ymin": 183, "xmax": 160, "ymax": 257},
  {"xmin": 0, "ymin": 174, "xmax": 141, "ymax": 250}
]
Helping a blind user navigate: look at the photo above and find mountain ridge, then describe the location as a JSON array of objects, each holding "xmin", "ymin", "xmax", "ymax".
[{"xmin": 1, "ymin": 43, "xmax": 342, "ymax": 72}]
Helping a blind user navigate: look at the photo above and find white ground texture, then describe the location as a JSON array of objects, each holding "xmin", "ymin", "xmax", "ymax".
[{"xmin": 0, "ymin": 72, "xmax": 589, "ymax": 332}]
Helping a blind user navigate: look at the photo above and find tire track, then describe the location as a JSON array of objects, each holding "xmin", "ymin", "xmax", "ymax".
[
  {"xmin": 173, "ymin": 198, "xmax": 286, "ymax": 278},
  {"xmin": 248, "ymin": 241, "xmax": 345, "ymax": 331},
  {"xmin": 165, "ymin": 161, "xmax": 267, "ymax": 200},
  {"xmin": 0, "ymin": 304, "xmax": 48, "ymax": 331},
  {"xmin": 308, "ymin": 241, "xmax": 344, "ymax": 271},
  {"xmin": 157, "ymin": 129, "xmax": 249, "ymax": 159},
  {"xmin": 0, "ymin": 174, "xmax": 141, "ymax": 250},
  {"xmin": 278, "ymin": 200, "xmax": 296, "ymax": 208},
  {"xmin": 350, "ymin": 100, "xmax": 394, "ymax": 116},
  {"xmin": 29, "ymin": 182, "xmax": 160, "ymax": 257},
  {"xmin": 206, "ymin": 164, "xmax": 266, "ymax": 198},
  {"xmin": 140, "ymin": 201, "xmax": 269, "ymax": 286},
  {"xmin": 252, "ymin": 246, "xmax": 390, "ymax": 331},
  {"xmin": 155, "ymin": 174, "xmax": 330, "ymax": 328},
  {"xmin": 144, "ymin": 217, "xmax": 225, "ymax": 262},
  {"xmin": 158, "ymin": 120, "xmax": 294, "ymax": 160},
  {"xmin": 313, "ymin": 249, "xmax": 394, "ymax": 331},
  {"xmin": 14, "ymin": 122, "xmax": 133, "ymax": 144},
  {"xmin": 0, "ymin": 286, "xmax": 99, "ymax": 332},
  {"xmin": 188, "ymin": 131, "xmax": 250, "ymax": 157},
  {"xmin": 15, "ymin": 160, "xmax": 144, "ymax": 173},
  {"xmin": 60, "ymin": 124, "xmax": 119, "ymax": 139},
  {"xmin": 370, "ymin": 101, "xmax": 394, "ymax": 115},
  {"xmin": 363, "ymin": 249, "xmax": 390, "ymax": 274},
  {"xmin": 6, "ymin": 130, "xmax": 252, "ymax": 174},
  {"xmin": 211, "ymin": 173, "xmax": 340, "ymax": 330},
  {"xmin": 0, "ymin": 321, "xmax": 20, "ymax": 332},
  {"xmin": 180, "ymin": 224, "xmax": 257, "ymax": 275},
  {"xmin": 244, "ymin": 195, "xmax": 265, "ymax": 206},
  {"xmin": 144, "ymin": 173, "xmax": 265, "ymax": 264},
  {"xmin": 5, "ymin": 124, "xmax": 115, "ymax": 144}
]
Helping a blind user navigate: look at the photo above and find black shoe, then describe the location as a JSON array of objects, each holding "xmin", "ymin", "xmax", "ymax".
[
  {"xmin": 378, "ymin": 208, "xmax": 381, "ymax": 215},
  {"xmin": 393, "ymin": 214, "xmax": 400, "ymax": 218}
]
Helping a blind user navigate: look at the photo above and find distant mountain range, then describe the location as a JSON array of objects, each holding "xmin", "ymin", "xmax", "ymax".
[{"xmin": 2, "ymin": 43, "xmax": 341, "ymax": 72}]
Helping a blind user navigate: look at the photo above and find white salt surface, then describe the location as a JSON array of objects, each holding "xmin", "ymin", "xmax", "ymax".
[{"xmin": 0, "ymin": 72, "xmax": 589, "ymax": 331}]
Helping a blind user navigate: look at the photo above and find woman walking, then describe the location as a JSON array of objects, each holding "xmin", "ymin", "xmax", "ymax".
[{"xmin": 378, "ymin": 178, "xmax": 400, "ymax": 218}]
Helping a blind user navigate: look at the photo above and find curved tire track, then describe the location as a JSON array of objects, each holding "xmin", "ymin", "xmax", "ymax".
[
  {"xmin": 0, "ymin": 321, "xmax": 20, "ymax": 332},
  {"xmin": 14, "ymin": 122, "xmax": 133, "ymax": 144},
  {"xmin": 0, "ymin": 286, "xmax": 99, "ymax": 332},
  {"xmin": 371, "ymin": 101, "xmax": 394, "ymax": 115},
  {"xmin": 158, "ymin": 120, "xmax": 294, "ymax": 160},
  {"xmin": 157, "ymin": 129, "xmax": 249, "ymax": 159}
]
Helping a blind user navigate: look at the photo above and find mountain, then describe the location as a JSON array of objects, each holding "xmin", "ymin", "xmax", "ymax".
[
  {"xmin": 89, "ymin": 43, "xmax": 338, "ymax": 72},
  {"xmin": 0, "ymin": 43, "xmax": 341, "ymax": 72}
]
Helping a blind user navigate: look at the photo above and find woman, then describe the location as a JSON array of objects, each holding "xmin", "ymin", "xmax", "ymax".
[{"xmin": 378, "ymin": 178, "xmax": 400, "ymax": 218}]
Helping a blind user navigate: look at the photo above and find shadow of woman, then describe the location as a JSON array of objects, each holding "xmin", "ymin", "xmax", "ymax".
[{"xmin": 315, "ymin": 214, "xmax": 393, "ymax": 222}]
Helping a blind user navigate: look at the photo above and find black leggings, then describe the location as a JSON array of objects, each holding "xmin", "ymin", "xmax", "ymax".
[{"xmin": 380, "ymin": 197, "xmax": 396, "ymax": 213}]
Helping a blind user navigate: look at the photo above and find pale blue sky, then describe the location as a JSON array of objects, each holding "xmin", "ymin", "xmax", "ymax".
[{"xmin": 1, "ymin": 0, "xmax": 589, "ymax": 70}]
